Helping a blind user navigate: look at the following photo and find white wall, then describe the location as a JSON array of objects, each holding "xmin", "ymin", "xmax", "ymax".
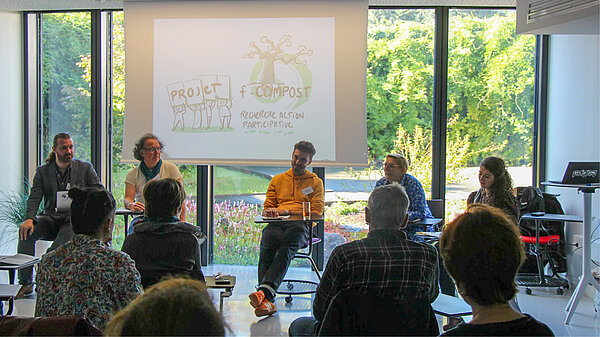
[
  {"xmin": 0, "ymin": 11, "xmax": 24, "ymax": 263},
  {"xmin": 546, "ymin": 34, "xmax": 600, "ymax": 292}
]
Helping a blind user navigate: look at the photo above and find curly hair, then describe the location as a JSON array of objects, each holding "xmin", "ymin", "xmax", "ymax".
[
  {"xmin": 293, "ymin": 140, "xmax": 316, "ymax": 160},
  {"xmin": 439, "ymin": 204, "xmax": 525, "ymax": 306},
  {"xmin": 104, "ymin": 278, "xmax": 227, "ymax": 336},
  {"xmin": 132, "ymin": 133, "xmax": 164, "ymax": 161},
  {"xmin": 480, "ymin": 156, "xmax": 514, "ymax": 206}
]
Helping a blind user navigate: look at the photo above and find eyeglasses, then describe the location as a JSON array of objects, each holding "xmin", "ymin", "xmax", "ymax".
[
  {"xmin": 143, "ymin": 147, "xmax": 161, "ymax": 153},
  {"xmin": 383, "ymin": 163, "xmax": 403, "ymax": 169}
]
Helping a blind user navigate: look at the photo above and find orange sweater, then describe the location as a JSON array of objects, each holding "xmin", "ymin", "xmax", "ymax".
[{"xmin": 264, "ymin": 169, "xmax": 324, "ymax": 215}]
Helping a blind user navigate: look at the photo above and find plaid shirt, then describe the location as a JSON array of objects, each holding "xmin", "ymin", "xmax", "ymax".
[{"xmin": 313, "ymin": 228, "xmax": 439, "ymax": 321}]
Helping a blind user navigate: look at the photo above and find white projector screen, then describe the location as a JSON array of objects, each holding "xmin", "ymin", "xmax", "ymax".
[{"xmin": 123, "ymin": 0, "xmax": 367, "ymax": 166}]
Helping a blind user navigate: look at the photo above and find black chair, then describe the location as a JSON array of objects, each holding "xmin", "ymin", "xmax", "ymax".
[
  {"xmin": 277, "ymin": 221, "xmax": 322, "ymax": 303},
  {"xmin": 427, "ymin": 199, "xmax": 444, "ymax": 230},
  {"xmin": 318, "ymin": 287, "xmax": 439, "ymax": 336}
]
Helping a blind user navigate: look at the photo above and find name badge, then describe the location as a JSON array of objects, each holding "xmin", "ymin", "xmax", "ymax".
[
  {"xmin": 56, "ymin": 191, "xmax": 72, "ymax": 212},
  {"xmin": 302, "ymin": 186, "xmax": 314, "ymax": 195}
]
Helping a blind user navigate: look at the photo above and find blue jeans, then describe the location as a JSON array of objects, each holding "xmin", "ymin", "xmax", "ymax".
[{"xmin": 258, "ymin": 221, "xmax": 310, "ymax": 299}]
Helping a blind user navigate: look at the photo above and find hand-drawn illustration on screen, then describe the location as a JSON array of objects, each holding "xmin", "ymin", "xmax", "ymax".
[
  {"xmin": 166, "ymin": 75, "xmax": 233, "ymax": 133},
  {"xmin": 242, "ymin": 35, "xmax": 313, "ymax": 110}
]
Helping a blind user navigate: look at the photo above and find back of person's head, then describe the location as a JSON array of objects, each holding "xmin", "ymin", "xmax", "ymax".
[
  {"xmin": 480, "ymin": 156, "xmax": 513, "ymax": 193},
  {"xmin": 386, "ymin": 154, "xmax": 409, "ymax": 170},
  {"xmin": 143, "ymin": 178, "xmax": 186, "ymax": 219},
  {"xmin": 367, "ymin": 183, "xmax": 409, "ymax": 229},
  {"xmin": 293, "ymin": 140, "xmax": 316, "ymax": 160},
  {"xmin": 439, "ymin": 204, "xmax": 525, "ymax": 306},
  {"xmin": 69, "ymin": 187, "xmax": 116, "ymax": 235},
  {"xmin": 45, "ymin": 132, "xmax": 72, "ymax": 164},
  {"xmin": 104, "ymin": 278, "xmax": 226, "ymax": 336}
]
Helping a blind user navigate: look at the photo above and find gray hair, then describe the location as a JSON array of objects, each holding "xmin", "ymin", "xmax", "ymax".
[
  {"xmin": 367, "ymin": 183, "xmax": 410, "ymax": 229},
  {"xmin": 132, "ymin": 133, "xmax": 164, "ymax": 161}
]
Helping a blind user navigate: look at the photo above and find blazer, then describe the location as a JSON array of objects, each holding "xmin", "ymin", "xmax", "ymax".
[{"xmin": 25, "ymin": 159, "xmax": 102, "ymax": 220}]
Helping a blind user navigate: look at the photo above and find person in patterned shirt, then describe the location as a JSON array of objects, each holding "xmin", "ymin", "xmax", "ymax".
[
  {"xmin": 289, "ymin": 183, "xmax": 439, "ymax": 336},
  {"xmin": 375, "ymin": 154, "xmax": 434, "ymax": 238},
  {"xmin": 35, "ymin": 187, "xmax": 143, "ymax": 330}
]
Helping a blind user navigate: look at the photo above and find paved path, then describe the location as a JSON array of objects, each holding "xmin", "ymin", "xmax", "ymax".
[{"xmin": 217, "ymin": 166, "xmax": 533, "ymax": 205}]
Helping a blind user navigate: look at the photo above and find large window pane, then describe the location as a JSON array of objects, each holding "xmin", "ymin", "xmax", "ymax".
[
  {"xmin": 320, "ymin": 8, "xmax": 435, "ymax": 263},
  {"xmin": 213, "ymin": 166, "xmax": 277, "ymax": 265},
  {"xmin": 41, "ymin": 12, "xmax": 91, "ymax": 162},
  {"xmin": 445, "ymin": 9, "xmax": 535, "ymax": 219}
]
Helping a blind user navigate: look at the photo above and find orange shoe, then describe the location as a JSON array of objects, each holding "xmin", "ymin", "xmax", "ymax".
[
  {"xmin": 249, "ymin": 290, "xmax": 266, "ymax": 308},
  {"xmin": 254, "ymin": 299, "xmax": 277, "ymax": 317}
]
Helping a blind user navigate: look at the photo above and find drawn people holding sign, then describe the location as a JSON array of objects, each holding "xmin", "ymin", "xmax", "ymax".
[
  {"xmin": 166, "ymin": 75, "xmax": 233, "ymax": 132},
  {"xmin": 183, "ymin": 78, "xmax": 204, "ymax": 129},
  {"xmin": 166, "ymin": 82, "xmax": 187, "ymax": 131}
]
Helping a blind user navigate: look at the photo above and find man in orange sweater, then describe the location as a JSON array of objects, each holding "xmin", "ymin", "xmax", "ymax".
[{"xmin": 249, "ymin": 140, "xmax": 324, "ymax": 317}]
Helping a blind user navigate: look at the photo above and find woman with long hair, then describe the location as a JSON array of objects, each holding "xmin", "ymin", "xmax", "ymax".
[{"xmin": 467, "ymin": 156, "xmax": 519, "ymax": 223}]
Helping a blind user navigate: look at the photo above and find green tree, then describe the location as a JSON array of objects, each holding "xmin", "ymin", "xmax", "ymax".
[{"xmin": 41, "ymin": 13, "xmax": 92, "ymax": 161}]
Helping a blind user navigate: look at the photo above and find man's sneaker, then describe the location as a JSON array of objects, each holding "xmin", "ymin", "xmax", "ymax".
[
  {"xmin": 254, "ymin": 299, "xmax": 277, "ymax": 317},
  {"xmin": 249, "ymin": 290, "xmax": 266, "ymax": 308},
  {"xmin": 15, "ymin": 284, "xmax": 34, "ymax": 299}
]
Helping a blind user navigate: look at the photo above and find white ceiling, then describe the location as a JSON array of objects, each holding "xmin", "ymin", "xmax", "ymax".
[{"xmin": 0, "ymin": 0, "xmax": 516, "ymax": 12}]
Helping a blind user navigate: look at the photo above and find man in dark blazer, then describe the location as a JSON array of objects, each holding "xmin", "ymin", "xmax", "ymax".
[{"xmin": 17, "ymin": 133, "xmax": 102, "ymax": 297}]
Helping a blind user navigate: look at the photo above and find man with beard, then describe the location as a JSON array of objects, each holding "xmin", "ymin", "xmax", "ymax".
[
  {"xmin": 16, "ymin": 133, "xmax": 102, "ymax": 298},
  {"xmin": 248, "ymin": 140, "xmax": 324, "ymax": 317}
]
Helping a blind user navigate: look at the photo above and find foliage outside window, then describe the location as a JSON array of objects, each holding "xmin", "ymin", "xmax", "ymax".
[{"xmin": 41, "ymin": 12, "xmax": 91, "ymax": 162}]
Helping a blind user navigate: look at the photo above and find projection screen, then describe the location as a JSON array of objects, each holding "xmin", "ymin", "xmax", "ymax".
[{"xmin": 123, "ymin": 0, "xmax": 367, "ymax": 166}]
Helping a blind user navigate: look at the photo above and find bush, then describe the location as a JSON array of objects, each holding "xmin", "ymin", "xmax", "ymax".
[{"xmin": 327, "ymin": 201, "xmax": 367, "ymax": 216}]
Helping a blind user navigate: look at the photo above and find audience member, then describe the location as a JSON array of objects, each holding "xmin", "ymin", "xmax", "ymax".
[
  {"xmin": 467, "ymin": 156, "xmax": 518, "ymax": 223},
  {"xmin": 124, "ymin": 133, "xmax": 185, "ymax": 220},
  {"xmin": 122, "ymin": 178, "xmax": 205, "ymax": 288},
  {"xmin": 249, "ymin": 141, "xmax": 324, "ymax": 317},
  {"xmin": 104, "ymin": 278, "xmax": 226, "ymax": 336},
  {"xmin": 35, "ymin": 187, "xmax": 142, "ymax": 330},
  {"xmin": 439, "ymin": 204, "xmax": 554, "ymax": 336},
  {"xmin": 17, "ymin": 133, "xmax": 102, "ymax": 298},
  {"xmin": 289, "ymin": 183, "xmax": 439, "ymax": 336}
]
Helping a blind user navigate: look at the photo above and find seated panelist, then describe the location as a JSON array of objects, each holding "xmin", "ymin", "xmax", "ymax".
[
  {"xmin": 249, "ymin": 141, "xmax": 324, "ymax": 318},
  {"xmin": 124, "ymin": 133, "xmax": 185, "ymax": 220},
  {"xmin": 17, "ymin": 133, "xmax": 102, "ymax": 298}
]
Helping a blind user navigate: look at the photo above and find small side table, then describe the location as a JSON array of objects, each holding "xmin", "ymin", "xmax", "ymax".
[
  {"xmin": 542, "ymin": 182, "xmax": 600, "ymax": 324},
  {"xmin": 0, "ymin": 284, "xmax": 21, "ymax": 315},
  {"xmin": 205, "ymin": 275, "xmax": 236, "ymax": 313}
]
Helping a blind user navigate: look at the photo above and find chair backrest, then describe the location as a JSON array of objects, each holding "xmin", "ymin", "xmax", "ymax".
[
  {"xmin": 317, "ymin": 287, "xmax": 439, "ymax": 336},
  {"xmin": 427, "ymin": 199, "xmax": 444, "ymax": 219},
  {"xmin": 0, "ymin": 316, "xmax": 101, "ymax": 336}
]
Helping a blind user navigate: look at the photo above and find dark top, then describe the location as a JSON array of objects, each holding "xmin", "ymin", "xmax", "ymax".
[
  {"xmin": 25, "ymin": 159, "xmax": 102, "ymax": 220},
  {"xmin": 121, "ymin": 217, "xmax": 205, "ymax": 288},
  {"xmin": 467, "ymin": 188, "xmax": 519, "ymax": 224},
  {"xmin": 313, "ymin": 228, "xmax": 439, "ymax": 321},
  {"xmin": 442, "ymin": 314, "xmax": 554, "ymax": 336}
]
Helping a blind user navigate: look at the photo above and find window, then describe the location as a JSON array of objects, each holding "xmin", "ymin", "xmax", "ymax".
[
  {"xmin": 26, "ymin": 6, "xmax": 541, "ymax": 266},
  {"xmin": 41, "ymin": 12, "xmax": 91, "ymax": 162},
  {"xmin": 445, "ymin": 9, "xmax": 535, "ymax": 218}
]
